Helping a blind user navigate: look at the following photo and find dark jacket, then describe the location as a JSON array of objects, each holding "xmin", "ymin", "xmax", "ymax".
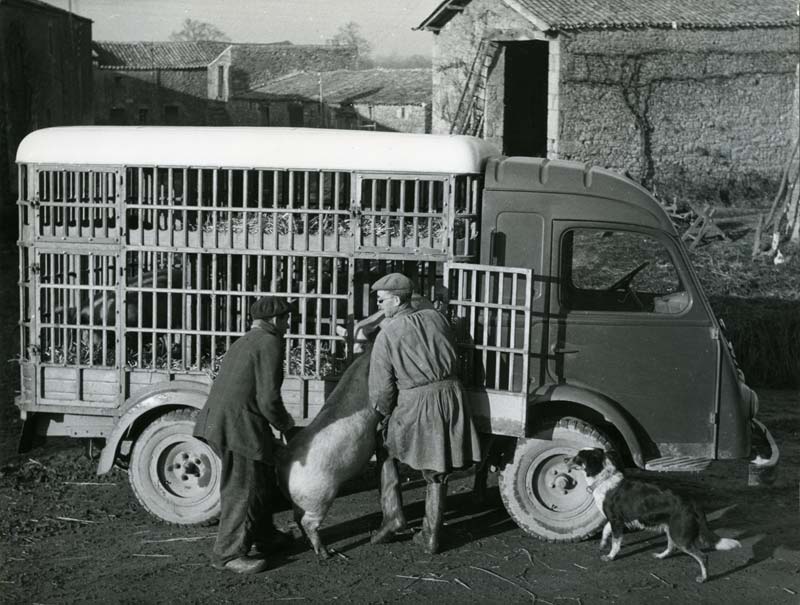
[{"xmin": 193, "ymin": 321, "xmax": 294, "ymax": 462}]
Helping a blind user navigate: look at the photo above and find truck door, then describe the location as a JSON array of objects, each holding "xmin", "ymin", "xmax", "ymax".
[
  {"xmin": 549, "ymin": 223, "xmax": 718, "ymax": 460},
  {"xmin": 445, "ymin": 263, "xmax": 533, "ymax": 437}
]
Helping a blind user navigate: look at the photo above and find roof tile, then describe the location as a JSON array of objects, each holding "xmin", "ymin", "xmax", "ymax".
[
  {"xmin": 92, "ymin": 41, "xmax": 229, "ymax": 69},
  {"xmin": 418, "ymin": 0, "xmax": 799, "ymax": 31},
  {"xmin": 241, "ymin": 68, "xmax": 431, "ymax": 106}
]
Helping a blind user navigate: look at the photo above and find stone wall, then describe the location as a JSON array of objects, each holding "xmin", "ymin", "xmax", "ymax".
[
  {"xmin": 432, "ymin": 0, "xmax": 528, "ymax": 136},
  {"xmin": 431, "ymin": 0, "xmax": 799, "ymax": 204},
  {"xmin": 94, "ymin": 68, "xmax": 212, "ymax": 125},
  {"xmin": 227, "ymin": 98, "xmax": 429, "ymax": 133},
  {"xmin": 559, "ymin": 27, "xmax": 799, "ymax": 205},
  {"xmin": 351, "ymin": 103, "xmax": 430, "ymax": 133}
]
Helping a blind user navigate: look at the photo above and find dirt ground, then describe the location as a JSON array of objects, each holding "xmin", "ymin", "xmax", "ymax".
[
  {"xmin": 0, "ymin": 229, "xmax": 798, "ymax": 604},
  {"xmin": 0, "ymin": 389, "xmax": 797, "ymax": 605}
]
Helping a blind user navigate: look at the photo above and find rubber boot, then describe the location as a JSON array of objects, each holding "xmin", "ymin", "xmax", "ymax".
[
  {"xmin": 370, "ymin": 457, "xmax": 407, "ymax": 544},
  {"xmin": 413, "ymin": 481, "xmax": 447, "ymax": 554}
]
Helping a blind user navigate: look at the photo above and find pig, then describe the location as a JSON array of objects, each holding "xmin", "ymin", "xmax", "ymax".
[{"xmin": 275, "ymin": 342, "xmax": 380, "ymax": 559}]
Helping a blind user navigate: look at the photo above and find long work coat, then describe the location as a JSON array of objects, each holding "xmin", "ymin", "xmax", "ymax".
[
  {"xmin": 193, "ymin": 322, "xmax": 294, "ymax": 463},
  {"xmin": 369, "ymin": 306, "xmax": 482, "ymax": 473}
]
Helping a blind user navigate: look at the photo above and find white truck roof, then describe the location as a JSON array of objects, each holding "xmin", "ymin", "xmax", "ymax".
[{"xmin": 16, "ymin": 126, "xmax": 499, "ymax": 174}]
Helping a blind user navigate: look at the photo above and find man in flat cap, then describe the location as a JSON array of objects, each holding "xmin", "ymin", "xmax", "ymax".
[
  {"xmin": 194, "ymin": 295, "xmax": 296, "ymax": 574},
  {"xmin": 368, "ymin": 273, "xmax": 481, "ymax": 554}
]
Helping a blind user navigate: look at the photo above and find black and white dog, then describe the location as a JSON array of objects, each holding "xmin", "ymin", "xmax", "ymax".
[{"xmin": 565, "ymin": 448, "xmax": 741, "ymax": 583}]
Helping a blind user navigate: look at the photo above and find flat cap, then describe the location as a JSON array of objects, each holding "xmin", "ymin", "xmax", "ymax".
[
  {"xmin": 371, "ymin": 273, "xmax": 414, "ymax": 294},
  {"xmin": 250, "ymin": 296, "xmax": 291, "ymax": 320}
]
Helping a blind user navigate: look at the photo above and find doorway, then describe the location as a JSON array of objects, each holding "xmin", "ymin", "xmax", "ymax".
[{"xmin": 503, "ymin": 41, "xmax": 549, "ymax": 157}]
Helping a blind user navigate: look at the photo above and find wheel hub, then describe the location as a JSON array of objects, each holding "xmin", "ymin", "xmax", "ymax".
[
  {"xmin": 550, "ymin": 471, "xmax": 577, "ymax": 494},
  {"xmin": 525, "ymin": 452, "xmax": 590, "ymax": 514},
  {"xmin": 159, "ymin": 443, "xmax": 215, "ymax": 497}
]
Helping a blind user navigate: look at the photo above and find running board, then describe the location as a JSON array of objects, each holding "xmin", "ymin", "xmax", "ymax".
[{"xmin": 644, "ymin": 456, "xmax": 712, "ymax": 472}]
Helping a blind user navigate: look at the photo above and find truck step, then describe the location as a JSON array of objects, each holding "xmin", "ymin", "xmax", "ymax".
[{"xmin": 644, "ymin": 456, "xmax": 712, "ymax": 473}]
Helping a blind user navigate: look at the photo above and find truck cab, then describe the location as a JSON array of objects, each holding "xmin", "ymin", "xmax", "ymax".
[{"xmin": 476, "ymin": 157, "xmax": 775, "ymax": 540}]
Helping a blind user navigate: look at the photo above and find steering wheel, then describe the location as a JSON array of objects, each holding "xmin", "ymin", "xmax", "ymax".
[{"xmin": 606, "ymin": 261, "xmax": 649, "ymax": 310}]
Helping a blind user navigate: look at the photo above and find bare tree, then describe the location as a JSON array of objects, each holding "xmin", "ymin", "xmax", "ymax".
[
  {"xmin": 327, "ymin": 22, "xmax": 372, "ymax": 68},
  {"xmin": 169, "ymin": 18, "xmax": 230, "ymax": 42}
]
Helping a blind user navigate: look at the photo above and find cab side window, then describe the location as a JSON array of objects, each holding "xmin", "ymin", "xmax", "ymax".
[{"xmin": 561, "ymin": 229, "xmax": 689, "ymax": 314}]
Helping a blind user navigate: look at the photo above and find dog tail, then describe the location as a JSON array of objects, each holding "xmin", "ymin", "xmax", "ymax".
[{"xmin": 696, "ymin": 503, "xmax": 741, "ymax": 550}]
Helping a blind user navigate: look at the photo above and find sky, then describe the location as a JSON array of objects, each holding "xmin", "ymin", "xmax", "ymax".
[{"xmin": 47, "ymin": 0, "xmax": 443, "ymax": 57}]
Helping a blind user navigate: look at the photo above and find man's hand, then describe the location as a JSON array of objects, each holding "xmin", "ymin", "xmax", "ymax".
[
  {"xmin": 372, "ymin": 407, "xmax": 389, "ymax": 432},
  {"xmin": 281, "ymin": 426, "xmax": 303, "ymax": 443}
]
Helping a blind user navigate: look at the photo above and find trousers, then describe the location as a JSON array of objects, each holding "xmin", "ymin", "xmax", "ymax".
[{"xmin": 213, "ymin": 449, "xmax": 277, "ymax": 564}]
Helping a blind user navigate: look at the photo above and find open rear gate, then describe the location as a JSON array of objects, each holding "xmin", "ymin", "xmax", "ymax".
[{"xmin": 444, "ymin": 262, "xmax": 533, "ymax": 437}]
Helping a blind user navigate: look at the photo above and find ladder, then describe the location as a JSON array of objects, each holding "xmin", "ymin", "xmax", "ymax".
[{"xmin": 450, "ymin": 39, "xmax": 500, "ymax": 137}]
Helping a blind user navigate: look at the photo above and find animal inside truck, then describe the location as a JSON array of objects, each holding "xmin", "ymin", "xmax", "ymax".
[{"xmin": 14, "ymin": 126, "xmax": 778, "ymax": 541}]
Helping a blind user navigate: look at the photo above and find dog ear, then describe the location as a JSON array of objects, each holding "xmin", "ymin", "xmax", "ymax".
[{"xmin": 604, "ymin": 449, "xmax": 622, "ymax": 469}]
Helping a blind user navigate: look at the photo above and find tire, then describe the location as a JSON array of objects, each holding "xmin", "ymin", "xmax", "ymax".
[
  {"xmin": 129, "ymin": 409, "xmax": 221, "ymax": 525},
  {"xmin": 499, "ymin": 417, "xmax": 610, "ymax": 543}
]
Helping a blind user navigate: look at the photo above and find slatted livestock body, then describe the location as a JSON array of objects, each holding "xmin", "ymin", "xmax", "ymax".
[{"xmin": 16, "ymin": 127, "xmax": 532, "ymax": 445}]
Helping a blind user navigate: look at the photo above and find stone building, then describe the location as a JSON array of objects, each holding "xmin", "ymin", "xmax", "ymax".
[
  {"xmin": 0, "ymin": 0, "xmax": 92, "ymax": 210},
  {"xmin": 233, "ymin": 68, "xmax": 432, "ymax": 132},
  {"xmin": 418, "ymin": 0, "xmax": 799, "ymax": 204},
  {"xmin": 93, "ymin": 41, "xmax": 357, "ymax": 126}
]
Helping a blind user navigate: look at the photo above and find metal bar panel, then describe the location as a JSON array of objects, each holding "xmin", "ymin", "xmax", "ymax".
[
  {"xmin": 227, "ymin": 169, "xmax": 234, "ymax": 250},
  {"xmin": 288, "ymin": 171, "xmax": 295, "ymax": 249},
  {"xmin": 509, "ymin": 274, "xmax": 518, "ymax": 390},
  {"xmin": 272, "ymin": 171, "xmax": 280, "ymax": 250},
  {"xmin": 195, "ymin": 253, "xmax": 202, "ymax": 370},
  {"xmin": 303, "ymin": 171, "xmax": 310, "ymax": 251},
  {"xmin": 226, "ymin": 253, "xmax": 233, "ymax": 349},
  {"xmin": 243, "ymin": 169, "xmax": 250, "ymax": 250},
  {"xmin": 182, "ymin": 168, "xmax": 189, "ymax": 248},
  {"xmin": 212, "ymin": 169, "xmax": 219, "ymax": 249}
]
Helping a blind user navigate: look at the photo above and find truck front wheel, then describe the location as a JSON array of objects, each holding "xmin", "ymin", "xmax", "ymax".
[
  {"xmin": 129, "ymin": 409, "xmax": 220, "ymax": 525},
  {"xmin": 499, "ymin": 417, "xmax": 610, "ymax": 542}
]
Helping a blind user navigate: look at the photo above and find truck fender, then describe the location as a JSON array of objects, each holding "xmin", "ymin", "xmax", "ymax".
[
  {"xmin": 96, "ymin": 381, "xmax": 210, "ymax": 475},
  {"xmin": 530, "ymin": 384, "xmax": 645, "ymax": 468}
]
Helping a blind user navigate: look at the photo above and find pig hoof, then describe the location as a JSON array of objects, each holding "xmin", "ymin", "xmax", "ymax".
[
  {"xmin": 317, "ymin": 548, "xmax": 331, "ymax": 560},
  {"xmin": 600, "ymin": 554, "xmax": 615, "ymax": 562}
]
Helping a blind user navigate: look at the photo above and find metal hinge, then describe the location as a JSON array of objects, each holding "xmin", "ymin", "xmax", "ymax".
[
  {"xmin": 30, "ymin": 263, "xmax": 40, "ymax": 274},
  {"xmin": 709, "ymin": 411, "xmax": 719, "ymax": 424},
  {"xmin": 710, "ymin": 327, "xmax": 719, "ymax": 340}
]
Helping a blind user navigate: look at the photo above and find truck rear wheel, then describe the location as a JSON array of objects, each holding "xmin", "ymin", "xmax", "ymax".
[
  {"xmin": 499, "ymin": 417, "xmax": 610, "ymax": 542},
  {"xmin": 129, "ymin": 409, "xmax": 220, "ymax": 525}
]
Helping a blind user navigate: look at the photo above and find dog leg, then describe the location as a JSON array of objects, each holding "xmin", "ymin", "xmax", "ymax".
[
  {"xmin": 601, "ymin": 535, "xmax": 622, "ymax": 562},
  {"xmin": 601, "ymin": 522, "xmax": 623, "ymax": 562},
  {"xmin": 681, "ymin": 545, "xmax": 708, "ymax": 583},
  {"xmin": 600, "ymin": 522, "xmax": 612, "ymax": 550},
  {"xmin": 653, "ymin": 528, "xmax": 676, "ymax": 559}
]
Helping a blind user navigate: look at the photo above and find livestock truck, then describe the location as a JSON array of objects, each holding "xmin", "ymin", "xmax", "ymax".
[{"xmin": 14, "ymin": 127, "xmax": 778, "ymax": 541}]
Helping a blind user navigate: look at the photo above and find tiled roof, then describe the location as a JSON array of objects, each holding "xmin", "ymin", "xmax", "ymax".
[
  {"xmin": 417, "ymin": 0, "xmax": 799, "ymax": 31},
  {"xmin": 92, "ymin": 41, "xmax": 230, "ymax": 70},
  {"xmin": 240, "ymin": 68, "xmax": 432, "ymax": 106},
  {"xmin": 230, "ymin": 44, "xmax": 358, "ymax": 91}
]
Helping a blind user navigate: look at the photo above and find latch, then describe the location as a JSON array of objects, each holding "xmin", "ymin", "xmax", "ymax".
[
  {"xmin": 30, "ymin": 263, "xmax": 40, "ymax": 274},
  {"xmin": 29, "ymin": 197, "xmax": 40, "ymax": 209}
]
